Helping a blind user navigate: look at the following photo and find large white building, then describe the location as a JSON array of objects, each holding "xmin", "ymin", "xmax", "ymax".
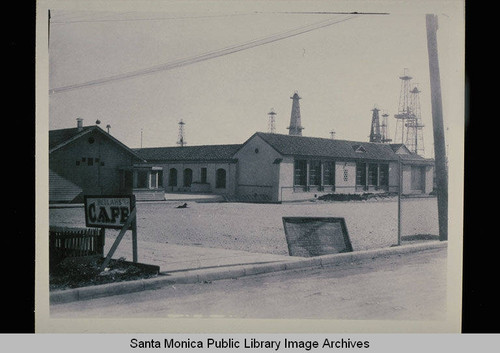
[{"xmin": 49, "ymin": 120, "xmax": 434, "ymax": 204}]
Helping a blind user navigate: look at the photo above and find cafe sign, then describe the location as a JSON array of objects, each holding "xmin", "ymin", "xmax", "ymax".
[{"xmin": 84, "ymin": 195, "xmax": 135, "ymax": 229}]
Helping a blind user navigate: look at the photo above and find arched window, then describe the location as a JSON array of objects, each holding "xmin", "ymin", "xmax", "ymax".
[
  {"xmin": 216, "ymin": 168, "xmax": 226, "ymax": 189},
  {"xmin": 183, "ymin": 168, "xmax": 193, "ymax": 187},
  {"xmin": 168, "ymin": 168, "xmax": 178, "ymax": 187}
]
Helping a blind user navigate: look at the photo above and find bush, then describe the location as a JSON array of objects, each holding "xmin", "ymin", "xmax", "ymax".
[
  {"xmin": 317, "ymin": 192, "xmax": 397, "ymax": 202},
  {"xmin": 50, "ymin": 256, "xmax": 159, "ymax": 290}
]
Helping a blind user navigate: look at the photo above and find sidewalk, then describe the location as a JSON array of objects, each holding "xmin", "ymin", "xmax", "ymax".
[
  {"xmin": 104, "ymin": 237, "xmax": 292, "ymax": 273},
  {"xmin": 50, "ymin": 235, "xmax": 447, "ymax": 304}
]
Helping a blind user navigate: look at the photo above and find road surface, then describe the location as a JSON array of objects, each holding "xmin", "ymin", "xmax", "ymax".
[{"xmin": 51, "ymin": 247, "xmax": 447, "ymax": 321}]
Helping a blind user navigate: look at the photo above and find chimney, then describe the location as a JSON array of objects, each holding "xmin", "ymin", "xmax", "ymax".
[
  {"xmin": 76, "ymin": 118, "xmax": 83, "ymax": 131},
  {"xmin": 287, "ymin": 92, "xmax": 304, "ymax": 136}
]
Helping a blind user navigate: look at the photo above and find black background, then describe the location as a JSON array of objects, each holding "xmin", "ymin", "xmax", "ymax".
[{"xmin": 2, "ymin": 0, "xmax": 496, "ymax": 334}]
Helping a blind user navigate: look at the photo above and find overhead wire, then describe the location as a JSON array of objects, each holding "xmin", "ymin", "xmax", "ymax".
[
  {"xmin": 50, "ymin": 12, "xmax": 258, "ymax": 24},
  {"xmin": 49, "ymin": 14, "xmax": 360, "ymax": 95}
]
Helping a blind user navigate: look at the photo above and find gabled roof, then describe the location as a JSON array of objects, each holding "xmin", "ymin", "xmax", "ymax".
[
  {"xmin": 389, "ymin": 143, "xmax": 413, "ymax": 154},
  {"xmin": 49, "ymin": 126, "xmax": 95, "ymax": 151},
  {"xmin": 389, "ymin": 143, "xmax": 405, "ymax": 152},
  {"xmin": 49, "ymin": 125, "xmax": 145, "ymax": 162},
  {"xmin": 397, "ymin": 153, "xmax": 434, "ymax": 165},
  {"xmin": 251, "ymin": 132, "xmax": 400, "ymax": 161},
  {"xmin": 388, "ymin": 143, "xmax": 434, "ymax": 164},
  {"xmin": 133, "ymin": 144, "xmax": 242, "ymax": 162}
]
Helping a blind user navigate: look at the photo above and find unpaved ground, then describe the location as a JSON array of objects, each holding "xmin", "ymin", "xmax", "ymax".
[{"xmin": 49, "ymin": 198, "xmax": 438, "ymax": 256}]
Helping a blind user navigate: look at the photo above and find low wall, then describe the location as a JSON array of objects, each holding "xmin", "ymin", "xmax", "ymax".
[
  {"xmin": 237, "ymin": 185, "xmax": 275, "ymax": 201},
  {"xmin": 133, "ymin": 189, "xmax": 165, "ymax": 201}
]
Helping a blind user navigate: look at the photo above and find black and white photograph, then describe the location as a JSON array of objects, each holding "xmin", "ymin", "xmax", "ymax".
[{"xmin": 35, "ymin": 0, "xmax": 465, "ymax": 334}]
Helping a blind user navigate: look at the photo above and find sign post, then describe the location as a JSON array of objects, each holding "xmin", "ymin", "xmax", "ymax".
[
  {"xmin": 84, "ymin": 195, "xmax": 138, "ymax": 272},
  {"xmin": 397, "ymin": 156, "xmax": 402, "ymax": 246},
  {"xmin": 131, "ymin": 210, "xmax": 138, "ymax": 263}
]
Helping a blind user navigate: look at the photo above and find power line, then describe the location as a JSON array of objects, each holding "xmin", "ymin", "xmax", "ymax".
[
  {"xmin": 50, "ymin": 10, "xmax": 387, "ymax": 24},
  {"xmin": 49, "ymin": 14, "xmax": 359, "ymax": 95},
  {"xmin": 50, "ymin": 12, "xmax": 258, "ymax": 24}
]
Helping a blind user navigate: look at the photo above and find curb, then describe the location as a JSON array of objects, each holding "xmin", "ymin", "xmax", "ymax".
[{"xmin": 50, "ymin": 241, "xmax": 447, "ymax": 304}]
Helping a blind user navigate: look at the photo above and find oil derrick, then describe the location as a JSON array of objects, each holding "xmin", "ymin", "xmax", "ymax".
[
  {"xmin": 369, "ymin": 107, "xmax": 382, "ymax": 142},
  {"xmin": 405, "ymin": 85, "xmax": 425, "ymax": 155},
  {"xmin": 394, "ymin": 69, "xmax": 416, "ymax": 144},
  {"xmin": 287, "ymin": 92, "xmax": 304, "ymax": 136},
  {"xmin": 267, "ymin": 108, "xmax": 277, "ymax": 134},
  {"xmin": 177, "ymin": 119, "xmax": 186, "ymax": 147},
  {"xmin": 381, "ymin": 112, "xmax": 392, "ymax": 143}
]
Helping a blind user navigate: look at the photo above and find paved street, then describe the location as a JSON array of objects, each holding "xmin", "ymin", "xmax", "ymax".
[{"xmin": 51, "ymin": 247, "xmax": 447, "ymax": 321}]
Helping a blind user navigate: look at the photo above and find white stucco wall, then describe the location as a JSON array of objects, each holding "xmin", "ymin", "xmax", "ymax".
[
  {"xmin": 335, "ymin": 161, "xmax": 357, "ymax": 194},
  {"xmin": 233, "ymin": 135, "xmax": 282, "ymax": 201},
  {"xmin": 425, "ymin": 165, "xmax": 434, "ymax": 193}
]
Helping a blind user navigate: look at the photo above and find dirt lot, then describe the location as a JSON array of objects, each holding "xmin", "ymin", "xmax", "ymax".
[{"xmin": 49, "ymin": 197, "xmax": 438, "ymax": 256}]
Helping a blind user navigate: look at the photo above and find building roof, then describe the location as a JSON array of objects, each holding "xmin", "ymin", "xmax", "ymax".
[
  {"xmin": 49, "ymin": 125, "xmax": 145, "ymax": 161},
  {"xmin": 252, "ymin": 132, "xmax": 398, "ymax": 161},
  {"xmin": 389, "ymin": 143, "xmax": 406, "ymax": 152},
  {"xmin": 249, "ymin": 132, "xmax": 432, "ymax": 163},
  {"xmin": 133, "ymin": 144, "xmax": 242, "ymax": 162},
  {"xmin": 49, "ymin": 126, "xmax": 95, "ymax": 151}
]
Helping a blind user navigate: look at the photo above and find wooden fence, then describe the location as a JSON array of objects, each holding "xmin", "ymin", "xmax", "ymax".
[{"xmin": 49, "ymin": 226, "xmax": 105, "ymax": 270}]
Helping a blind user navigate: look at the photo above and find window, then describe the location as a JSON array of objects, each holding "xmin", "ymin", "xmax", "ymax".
[
  {"xmin": 87, "ymin": 157, "xmax": 94, "ymax": 166},
  {"xmin": 353, "ymin": 145, "xmax": 367, "ymax": 153},
  {"xmin": 200, "ymin": 168, "xmax": 207, "ymax": 183},
  {"xmin": 379, "ymin": 164, "xmax": 389, "ymax": 187},
  {"xmin": 183, "ymin": 168, "xmax": 193, "ymax": 187},
  {"xmin": 136, "ymin": 170, "xmax": 148, "ymax": 188},
  {"xmin": 343, "ymin": 169, "xmax": 349, "ymax": 182},
  {"xmin": 169, "ymin": 168, "xmax": 178, "ymax": 186},
  {"xmin": 157, "ymin": 170, "xmax": 163, "ymax": 188},
  {"xmin": 368, "ymin": 163, "xmax": 378, "ymax": 186},
  {"xmin": 309, "ymin": 160, "xmax": 321, "ymax": 186},
  {"xmin": 216, "ymin": 168, "xmax": 226, "ymax": 189},
  {"xmin": 294, "ymin": 159, "xmax": 307, "ymax": 186},
  {"xmin": 356, "ymin": 162, "xmax": 366, "ymax": 187},
  {"xmin": 323, "ymin": 161, "xmax": 335, "ymax": 185}
]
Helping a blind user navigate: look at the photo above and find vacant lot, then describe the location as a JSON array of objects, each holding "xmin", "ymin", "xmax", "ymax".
[{"xmin": 49, "ymin": 197, "xmax": 438, "ymax": 255}]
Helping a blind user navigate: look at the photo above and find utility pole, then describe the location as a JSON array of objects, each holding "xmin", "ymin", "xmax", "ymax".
[
  {"xmin": 426, "ymin": 14, "xmax": 448, "ymax": 241},
  {"xmin": 397, "ymin": 156, "xmax": 402, "ymax": 246},
  {"xmin": 48, "ymin": 10, "xmax": 51, "ymax": 48}
]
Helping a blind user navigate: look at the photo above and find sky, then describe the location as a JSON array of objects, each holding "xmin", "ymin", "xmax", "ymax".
[{"xmin": 45, "ymin": 1, "xmax": 464, "ymax": 158}]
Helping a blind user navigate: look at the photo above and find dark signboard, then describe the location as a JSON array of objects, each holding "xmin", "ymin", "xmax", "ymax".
[
  {"xmin": 84, "ymin": 195, "xmax": 135, "ymax": 229},
  {"xmin": 282, "ymin": 217, "xmax": 353, "ymax": 257}
]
